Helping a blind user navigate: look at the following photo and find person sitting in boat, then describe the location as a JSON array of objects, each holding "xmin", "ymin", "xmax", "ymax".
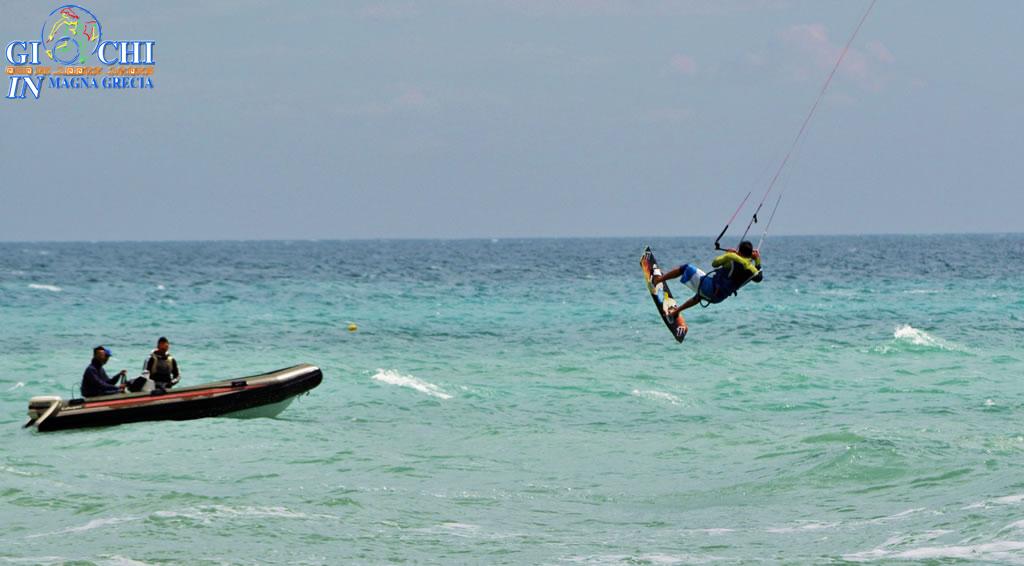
[
  {"xmin": 143, "ymin": 337, "xmax": 180, "ymax": 389},
  {"xmin": 81, "ymin": 346, "xmax": 126, "ymax": 397},
  {"xmin": 650, "ymin": 240, "xmax": 763, "ymax": 316}
]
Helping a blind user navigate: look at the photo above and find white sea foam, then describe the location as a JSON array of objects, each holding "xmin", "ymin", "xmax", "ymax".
[
  {"xmin": 820, "ymin": 289, "xmax": 857, "ymax": 297},
  {"xmin": 893, "ymin": 324, "xmax": 938, "ymax": 346},
  {"xmin": 27, "ymin": 516, "xmax": 138, "ymax": 538},
  {"xmin": 373, "ymin": 369, "xmax": 452, "ymax": 399},
  {"xmin": 1002, "ymin": 520, "xmax": 1024, "ymax": 532},
  {"xmin": 0, "ymin": 556, "xmax": 69, "ymax": 564},
  {"xmin": 964, "ymin": 493, "xmax": 1024, "ymax": 509},
  {"xmin": 0, "ymin": 465, "xmax": 33, "ymax": 477},
  {"xmin": 151, "ymin": 505, "xmax": 333, "ymax": 525},
  {"xmin": 635, "ymin": 555, "xmax": 708, "ymax": 565},
  {"xmin": 631, "ymin": 389, "xmax": 682, "ymax": 405},
  {"xmin": 27, "ymin": 283, "xmax": 62, "ymax": 292},
  {"xmin": 684, "ymin": 528, "xmax": 735, "ymax": 535},
  {"xmin": 562, "ymin": 553, "xmax": 722, "ymax": 564},
  {"xmin": 863, "ymin": 508, "xmax": 926, "ymax": 524},
  {"xmin": 845, "ymin": 540, "xmax": 1024, "ymax": 562},
  {"xmin": 441, "ymin": 522, "xmax": 479, "ymax": 530},
  {"xmin": 415, "ymin": 520, "xmax": 524, "ymax": 541},
  {"xmin": 6, "ymin": 382, "xmax": 24, "ymax": 391},
  {"xmin": 103, "ymin": 556, "xmax": 157, "ymax": 566},
  {"xmin": 213, "ymin": 505, "xmax": 311, "ymax": 518},
  {"xmin": 891, "ymin": 324, "xmax": 961, "ymax": 352},
  {"xmin": 432, "ymin": 522, "xmax": 482, "ymax": 537},
  {"xmin": 766, "ymin": 521, "xmax": 838, "ymax": 533}
]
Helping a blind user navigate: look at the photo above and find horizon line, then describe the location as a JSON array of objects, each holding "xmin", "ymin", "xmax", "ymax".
[{"xmin": 1, "ymin": 231, "xmax": 1022, "ymax": 244}]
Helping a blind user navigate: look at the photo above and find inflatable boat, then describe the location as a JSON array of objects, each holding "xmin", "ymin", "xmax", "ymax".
[{"xmin": 25, "ymin": 364, "xmax": 322, "ymax": 432}]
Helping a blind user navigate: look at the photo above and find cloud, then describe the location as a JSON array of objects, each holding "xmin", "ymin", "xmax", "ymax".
[
  {"xmin": 745, "ymin": 51, "xmax": 768, "ymax": 67},
  {"xmin": 469, "ymin": 0, "xmax": 781, "ymax": 17},
  {"xmin": 865, "ymin": 40, "xmax": 895, "ymax": 64},
  {"xmin": 638, "ymin": 107, "xmax": 694, "ymax": 124},
  {"xmin": 395, "ymin": 87, "xmax": 431, "ymax": 110},
  {"xmin": 781, "ymin": 23, "xmax": 891, "ymax": 92},
  {"xmin": 669, "ymin": 54, "xmax": 698, "ymax": 75},
  {"xmin": 334, "ymin": 86, "xmax": 438, "ymax": 117},
  {"xmin": 361, "ymin": 1, "xmax": 420, "ymax": 19}
]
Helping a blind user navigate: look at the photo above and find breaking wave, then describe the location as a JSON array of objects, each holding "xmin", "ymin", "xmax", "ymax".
[
  {"xmin": 874, "ymin": 324, "xmax": 964, "ymax": 354},
  {"xmin": 893, "ymin": 324, "xmax": 944, "ymax": 347},
  {"xmin": 631, "ymin": 389, "xmax": 682, "ymax": 405},
  {"xmin": 372, "ymin": 369, "xmax": 452, "ymax": 400}
]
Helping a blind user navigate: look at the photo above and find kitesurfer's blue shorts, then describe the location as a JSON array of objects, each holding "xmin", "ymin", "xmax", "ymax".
[{"xmin": 678, "ymin": 264, "xmax": 725, "ymax": 303}]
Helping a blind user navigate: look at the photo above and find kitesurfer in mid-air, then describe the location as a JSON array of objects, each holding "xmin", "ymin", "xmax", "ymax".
[{"xmin": 650, "ymin": 240, "xmax": 762, "ymax": 316}]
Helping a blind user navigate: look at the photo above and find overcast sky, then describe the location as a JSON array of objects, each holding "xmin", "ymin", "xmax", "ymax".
[{"xmin": 1, "ymin": 0, "xmax": 1021, "ymax": 241}]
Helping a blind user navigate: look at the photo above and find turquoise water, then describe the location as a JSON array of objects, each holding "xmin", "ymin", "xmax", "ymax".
[{"xmin": 1, "ymin": 235, "xmax": 1023, "ymax": 564}]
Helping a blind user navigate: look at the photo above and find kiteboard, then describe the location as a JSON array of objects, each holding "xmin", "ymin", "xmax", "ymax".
[{"xmin": 640, "ymin": 246, "xmax": 688, "ymax": 342}]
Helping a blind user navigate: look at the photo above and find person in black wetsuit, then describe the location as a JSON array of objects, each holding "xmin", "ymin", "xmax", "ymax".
[
  {"xmin": 143, "ymin": 337, "xmax": 180, "ymax": 389},
  {"xmin": 81, "ymin": 346, "xmax": 126, "ymax": 397}
]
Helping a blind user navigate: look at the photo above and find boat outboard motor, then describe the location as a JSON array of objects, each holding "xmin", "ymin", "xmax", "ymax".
[{"xmin": 25, "ymin": 396, "xmax": 62, "ymax": 428}]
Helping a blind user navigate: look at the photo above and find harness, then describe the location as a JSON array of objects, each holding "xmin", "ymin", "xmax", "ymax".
[{"xmin": 695, "ymin": 262, "xmax": 762, "ymax": 308}]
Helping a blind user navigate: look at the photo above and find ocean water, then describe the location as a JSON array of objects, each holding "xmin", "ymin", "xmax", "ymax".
[{"xmin": 1, "ymin": 235, "xmax": 1023, "ymax": 564}]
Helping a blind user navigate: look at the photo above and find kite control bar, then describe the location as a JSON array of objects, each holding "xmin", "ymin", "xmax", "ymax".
[{"xmin": 713, "ymin": 192, "xmax": 751, "ymax": 250}]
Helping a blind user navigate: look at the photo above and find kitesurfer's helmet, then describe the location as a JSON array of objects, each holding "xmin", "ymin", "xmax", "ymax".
[{"xmin": 738, "ymin": 240, "xmax": 754, "ymax": 258}]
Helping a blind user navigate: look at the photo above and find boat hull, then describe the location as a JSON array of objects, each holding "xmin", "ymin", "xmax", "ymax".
[{"xmin": 29, "ymin": 364, "xmax": 322, "ymax": 432}]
